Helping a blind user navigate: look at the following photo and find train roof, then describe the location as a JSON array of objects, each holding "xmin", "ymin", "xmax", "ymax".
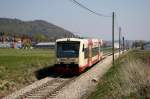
[{"xmin": 56, "ymin": 38, "xmax": 102, "ymax": 43}]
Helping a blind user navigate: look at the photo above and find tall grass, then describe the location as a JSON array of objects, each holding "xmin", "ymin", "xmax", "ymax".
[
  {"xmin": 119, "ymin": 59, "xmax": 150, "ymax": 98},
  {"xmin": 88, "ymin": 51, "xmax": 150, "ymax": 99}
]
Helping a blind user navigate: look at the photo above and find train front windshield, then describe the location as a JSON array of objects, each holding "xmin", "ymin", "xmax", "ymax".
[{"xmin": 57, "ymin": 41, "xmax": 80, "ymax": 58}]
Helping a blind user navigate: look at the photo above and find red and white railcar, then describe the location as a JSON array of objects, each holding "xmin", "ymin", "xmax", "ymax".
[{"xmin": 55, "ymin": 38, "xmax": 103, "ymax": 74}]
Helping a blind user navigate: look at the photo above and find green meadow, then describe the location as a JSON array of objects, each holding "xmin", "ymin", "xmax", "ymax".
[{"xmin": 0, "ymin": 49, "xmax": 55, "ymax": 97}]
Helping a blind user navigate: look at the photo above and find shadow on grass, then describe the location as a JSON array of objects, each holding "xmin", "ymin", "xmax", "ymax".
[
  {"xmin": 35, "ymin": 65, "xmax": 57, "ymax": 80},
  {"xmin": 35, "ymin": 60, "xmax": 102, "ymax": 80},
  {"xmin": 34, "ymin": 65, "xmax": 77, "ymax": 80}
]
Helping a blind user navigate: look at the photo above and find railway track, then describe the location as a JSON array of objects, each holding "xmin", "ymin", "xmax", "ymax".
[
  {"xmin": 18, "ymin": 53, "xmax": 106, "ymax": 99},
  {"xmin": 103, "ymin": 52, "xmax": 112, "ymax": 57},
  {"xmin": 4, "ymin": 52, "xmax": 118, "ymax": 99},
  {"xmin": 103, "ymin": 50, "xmax": 120, "ymax": 57},
  {"xmin": 19, "ymin": 76, "xmax": 76, "ymax": 99},
  {"xmin": 16, "ymin": 53, "xmax": 111, "ymax": 99},
  {"xmin": 18, "ymin": 53, "xmax": 112, "ymax": 99}
]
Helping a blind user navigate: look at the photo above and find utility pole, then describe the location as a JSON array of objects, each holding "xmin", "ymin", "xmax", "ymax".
[
  {"xmin": 126, "ymin": 40, "xmax": 128, "ymax": 50},
  {"xmin": 122, "ymin": 36, "xmax": 125, "ymax": 52},
  {"xmin": 119, "ymin": 27, "xmax": 121, "ymax": 55},
  {"xmin": 112, "ymin": 12, "xmax": 115, "ymax": 65}
]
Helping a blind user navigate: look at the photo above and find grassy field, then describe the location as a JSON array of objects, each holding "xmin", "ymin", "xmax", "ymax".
[
  {"xmin": 101, "ymin": 47, "xmax": 118, "ymax": 54},
  {"xmin": 101, "ymin": 47, "xmax": 112, "ymax": 54},
  {"xmin": 0, "ymin": 48, "xmax": 55, "ymax": 98},
  {"xmin": 88, "ymin": 50, "xmax": 150, "ymax": 99}
]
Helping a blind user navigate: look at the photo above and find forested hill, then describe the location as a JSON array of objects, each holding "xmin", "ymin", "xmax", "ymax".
[{"xmin": 0, "ymin": 18, "xmax": 74, "ymax": 41}]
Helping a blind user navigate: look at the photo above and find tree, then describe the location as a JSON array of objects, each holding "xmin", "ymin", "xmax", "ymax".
[{"xmin": 33, "ymin": 33, "xmax": 48, "ymax": 42}]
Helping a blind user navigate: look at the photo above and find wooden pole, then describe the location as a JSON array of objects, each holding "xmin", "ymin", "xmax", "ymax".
[
  {"xmin": 119, "ymin": 27, "xmax": 121, "ymax": 55},
  {"xmin": 112, "ymin": 12, "xmax": 115, "ymax": 65}
]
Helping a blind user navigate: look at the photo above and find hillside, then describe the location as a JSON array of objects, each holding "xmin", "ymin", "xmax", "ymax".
[{"xmin": 0, "ymin": 18, "xmax": 74, "ymax": 41}]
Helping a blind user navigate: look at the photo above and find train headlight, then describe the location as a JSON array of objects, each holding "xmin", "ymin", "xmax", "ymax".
[
  {"xmin": 57, "ymin": 59, "xmax": 60, "ymax": 62},
  {"xmin": 75, "ymin": 58, "xmax": 79, "ymax": 62},
  {"xmin": 72, "ymin": 58, "xmax": 78, "ymax": 64}
]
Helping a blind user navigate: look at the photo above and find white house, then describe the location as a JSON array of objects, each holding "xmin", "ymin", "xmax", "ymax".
[
  {"xmin": 114, "ymin": 42, "xmax": 119, "ymax": 49},
  {"xmin": 144, "ymin": 43, "xmax": 150, "ymax": 50},
  {"xmin": 34, "ymin": 42, "xmax": 55, "ymax": 49}
]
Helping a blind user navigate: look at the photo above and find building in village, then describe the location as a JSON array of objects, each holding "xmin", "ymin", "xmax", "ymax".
[
  {"xmin": 34, "ymin": 42, "xmax": 55, "ymax": 49},
  {"xmin": 144, "ymin": 42, "xmax": 150, "ymax": 50},
  {"xmin": 0, "ymin": 32, "xmax": 32, "ymax": 49}
]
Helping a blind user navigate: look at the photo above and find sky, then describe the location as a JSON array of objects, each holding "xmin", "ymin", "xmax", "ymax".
[{"xmin": 0, "ymin": 0, "xmax": 150, "ymax": 40}]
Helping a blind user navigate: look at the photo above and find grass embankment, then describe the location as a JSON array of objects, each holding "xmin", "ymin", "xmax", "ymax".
[
  {"xmin": 0, "ymin": 49, "xmax": 54, "ymax": 97},
  {"xmin": 88, "ymin": 50, "xmax": 150, "ymax": 99}
]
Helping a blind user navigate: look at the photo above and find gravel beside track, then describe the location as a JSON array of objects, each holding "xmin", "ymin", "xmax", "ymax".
[
  {"xmin": 3, "ymin": 77, "xmax": 55, "ymax": 99},
  {"xmin": 21, "ymin": 77, "xmax": 76, "ymax": 99}
]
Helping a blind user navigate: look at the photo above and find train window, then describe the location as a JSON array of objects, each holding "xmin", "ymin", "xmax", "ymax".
[
  {"xmin": 57, "ymin": 41, "xmax": 80, "ymax": 58},
  {"xmin": 92, "ymin": 47, "xmax": 99, "ymax": 57},
  {"xmin": 84, "ymin": 48, "xmax": 89, "ymax": 59}
]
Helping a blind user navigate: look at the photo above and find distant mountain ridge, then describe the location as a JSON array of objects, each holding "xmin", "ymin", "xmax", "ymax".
[{"xmin": 0, "ymin": 18, "xmax": 74, "ymax": 41}]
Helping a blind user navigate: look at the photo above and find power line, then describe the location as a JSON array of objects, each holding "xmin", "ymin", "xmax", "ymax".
[{"xmin": 69, "ymin": 0, "xmax": 111, "ymax": 17}]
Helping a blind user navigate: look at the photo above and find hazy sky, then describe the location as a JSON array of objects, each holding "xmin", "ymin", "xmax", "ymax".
[{"xmin": 0, "ymin": 0, "xmax": 150, "ymax": 40}]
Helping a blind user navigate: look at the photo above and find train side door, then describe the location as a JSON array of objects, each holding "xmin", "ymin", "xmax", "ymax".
[{"xmin": 88, "ymin": 44, "xmax": 92, "ymax": 66}]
